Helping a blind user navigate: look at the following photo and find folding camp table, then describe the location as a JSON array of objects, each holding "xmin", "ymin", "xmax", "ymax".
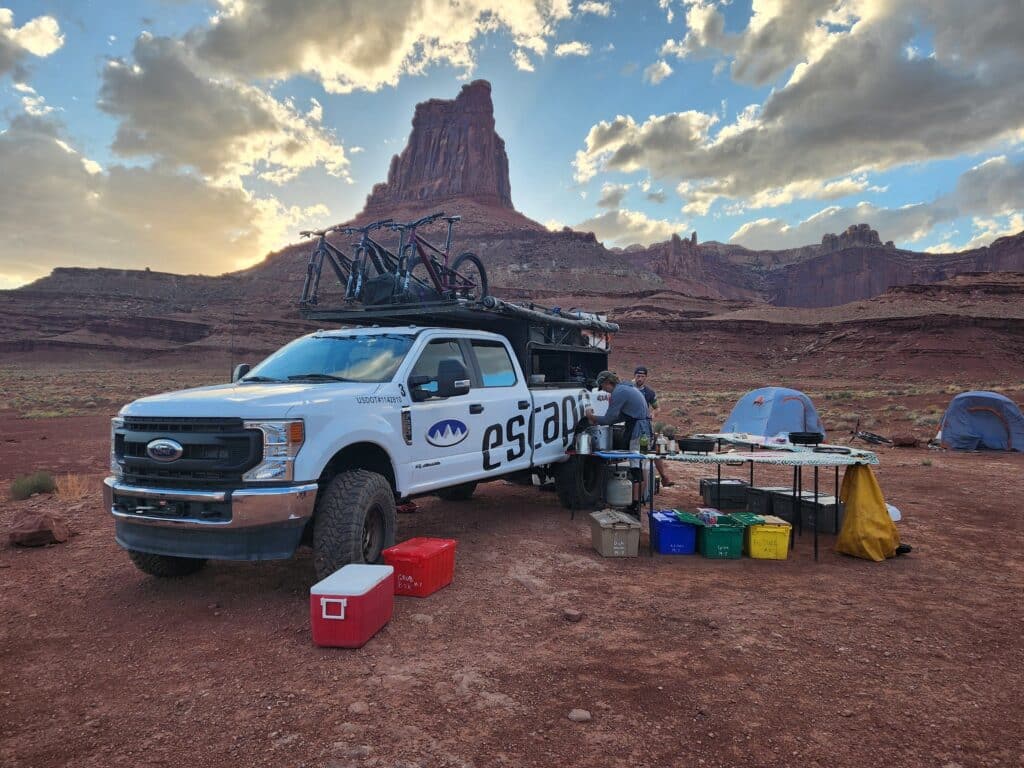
[{"xmin": 657, "ymin": 448, "xmax": 879, "ymax": 561}]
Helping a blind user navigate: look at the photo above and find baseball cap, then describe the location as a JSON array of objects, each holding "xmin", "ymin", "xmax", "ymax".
[
  {"xmin": 596, "ymin": 370, "xmax": 619, "ymax": 387},
  {"xmin": 634, "ymin": 366, "xmax": 649, "ymax": 375}
]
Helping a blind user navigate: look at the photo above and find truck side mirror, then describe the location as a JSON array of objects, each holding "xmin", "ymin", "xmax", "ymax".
[
  {"xmin": 436, "ymin": 359, "xmax": 471, "ymax": 398},
  {"xmin": 408, "ymin": 374, "xmax": 432, "ymax": 402},
  {"xmin": 232, "ymin": 363, "xmax": 251, "ymax": 382}
]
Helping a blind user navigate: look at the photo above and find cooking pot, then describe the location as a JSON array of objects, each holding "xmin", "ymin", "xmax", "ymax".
[
  {"xmin": 589, "ymin": 425, "xmax": 612, "ymax": 451},
  {"xmin": 575, "ymin": 425, "xmax": 612, "ymax": 454}
]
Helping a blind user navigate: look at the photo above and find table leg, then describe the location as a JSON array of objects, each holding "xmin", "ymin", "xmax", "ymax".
[
  {"xmin": 791, "ymin": 466, "xmax": 800, "ymax": 538},
  {"xmin": 834, "ymin": 465, "xmax": 840, "ymax": 534},
  {"xmin": 813, "ymin": 466, "xmax": 820, "ymax": 562},
  {"xmin": 649, "ymin": 457, "xmax": 655, "ymax": 557},
  {"xmin": 716, "ymin": 462, "xmax": 722, "ymax": 510}
]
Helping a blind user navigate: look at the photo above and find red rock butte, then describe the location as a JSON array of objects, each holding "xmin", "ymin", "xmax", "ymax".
[{"xmin": 364, "ymin": 80, "xmax": 514, "ymax": 212}]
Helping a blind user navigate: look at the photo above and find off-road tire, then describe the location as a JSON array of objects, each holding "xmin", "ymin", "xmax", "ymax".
[
  {"xmin": 127, "ymin": 550, "xmax": 207, "ymax": 578},
  {"xmin": 450, "ymin": 252, "xmax": 489, "ymax": 300},
  {"xmin": 313, "ymin": 470, "xmax": 396, "ymax": 580},
  {"xmin": 436, "ymin": 481, "xmax": 478, "ymax": 501},
  {"xmin": 555, "ymin": 455, "xmax": 603, "ymax": 510}
]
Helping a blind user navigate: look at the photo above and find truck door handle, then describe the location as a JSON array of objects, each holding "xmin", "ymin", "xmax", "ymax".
[
  {"xmin": 469, "ymin": 404, "xmax": 484, "ymax": 414},
  {"xmin": 517, "ymin": 400, "xmax": 529, "ymax": 410}
]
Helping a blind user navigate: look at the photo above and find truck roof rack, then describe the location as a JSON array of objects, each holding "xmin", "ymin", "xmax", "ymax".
[
  {"xmin": 300, "ymin": 296, "xmax": 617, "ymax": 384},
  {"xmin": 300, "ymin": 295, "xmax": 618, "ymax": 346}
]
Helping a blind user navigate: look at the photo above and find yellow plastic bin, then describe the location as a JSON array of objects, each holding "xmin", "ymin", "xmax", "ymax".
[{"xmin": 747, "ymin": 516, "xmax": 792, "ymax": 560}]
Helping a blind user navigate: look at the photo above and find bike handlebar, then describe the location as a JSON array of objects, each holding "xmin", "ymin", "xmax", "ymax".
[
  {"xmin": 299, "ymin": 228, "xmax": 333, "ymax": 238},
  {"xmin": 337, "ymin": 218, "xmax": 394, "ymax": 236},
  {"xmin": 387, "ymin": 211, "xmax": 446, "ymax": 231}
]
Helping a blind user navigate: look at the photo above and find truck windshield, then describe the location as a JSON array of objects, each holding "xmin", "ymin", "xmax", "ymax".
[{"xmin": 244, "ymin": 334, "xmax": 414, "ymax": 384}]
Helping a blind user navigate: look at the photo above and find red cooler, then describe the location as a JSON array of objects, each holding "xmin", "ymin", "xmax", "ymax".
[
  {"xmin": 309, "ymin": 564, "xmax": 394, "ymax": 648},
  {"xmin": 382, "ymin": 537, "xmax": 457, "ymax": 597}
]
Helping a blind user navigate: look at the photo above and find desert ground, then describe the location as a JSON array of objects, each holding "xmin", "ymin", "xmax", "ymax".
[{"xmin": 1, "ymin": 336, "xmax": 1023, "ymax": 768}]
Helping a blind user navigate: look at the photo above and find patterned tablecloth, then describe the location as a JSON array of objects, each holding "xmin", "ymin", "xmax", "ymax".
[{"xmin": 659, "ymin": 450, "xmax": 879, "ymax": 467}]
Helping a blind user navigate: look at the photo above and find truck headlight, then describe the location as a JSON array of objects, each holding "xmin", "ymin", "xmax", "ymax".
[
  {"xmin": 110, "ymin": 416, "xmax": 125, "ymax": 477},
  {"xmin": 243, "ymin": 420, "xmax": 305, "ymax": 482}
]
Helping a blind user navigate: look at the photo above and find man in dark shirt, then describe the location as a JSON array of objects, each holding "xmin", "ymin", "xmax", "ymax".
[
  {"xmin": 633, "ymin": 365, "xmax": 675, "ymax": 487},
  {"xmin": 587, "ymin": 370, "xmax": 652, "ymax": 514}
]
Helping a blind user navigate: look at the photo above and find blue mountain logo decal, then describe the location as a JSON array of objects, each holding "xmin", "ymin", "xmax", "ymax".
[{"xmin": 426, "ymin": 419, "xmax": 469, "ymax": 447}]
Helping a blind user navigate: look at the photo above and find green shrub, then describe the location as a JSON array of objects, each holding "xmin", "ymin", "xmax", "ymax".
[{"xmin": 10, "ymin": 471, "xmax": 56, "ymax": 500}]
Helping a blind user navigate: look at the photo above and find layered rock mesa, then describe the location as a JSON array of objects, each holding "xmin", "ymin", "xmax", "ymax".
[
  {"xmin": 821, "ymin": 223, "xmax": 894, "ymax": 253},
  {"xmin": 364, "ymin": 80, "xmax": 513, "ymax": 212}
]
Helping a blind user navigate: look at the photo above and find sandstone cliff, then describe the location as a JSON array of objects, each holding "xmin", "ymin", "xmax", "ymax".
[{"xmin": 364, "ymin": 80, "xmax": 512, "ymax": 212}]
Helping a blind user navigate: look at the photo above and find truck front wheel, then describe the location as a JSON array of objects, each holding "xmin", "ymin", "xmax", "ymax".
[
  {"xmin": 555, "ymin": 456, "xmax": 603, "ymax": 510},
  {"xmin": 128, "ymin": 550, "xmax": 207, "ymax": 578},
  {"xmin": 313, "ymin": 470, "xmax": 397, "ymax": 579}
]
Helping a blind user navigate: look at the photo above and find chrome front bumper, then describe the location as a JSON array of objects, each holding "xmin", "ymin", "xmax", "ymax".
[{"xmin": 103, "ymin": 477, "xmax": 318, "ymax": 530}]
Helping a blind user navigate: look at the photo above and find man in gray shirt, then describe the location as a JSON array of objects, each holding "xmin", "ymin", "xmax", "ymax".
[{"xmin": 587, "ymin": 370, "xmax": 652, "ymax": 514}]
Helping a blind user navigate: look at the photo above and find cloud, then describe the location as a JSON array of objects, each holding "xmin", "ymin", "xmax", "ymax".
[
  {"xmin": 577, "ymin": 1, "xmax": 606, "ymax": 16},
  {"xmin": 0, "ymin": 9, "xmax": 64, "ymax": 79},
  {"xmin": 554, "ymin": 41, "xmax": 592, "ymax": 57},
  {"xmin": 573, "ymin": 110, "xmax": 719, "ymax": 183},
  {"xmin": 578, "ymin": 1, "xmax": 611, "ymax": 16},
  {"xmin": 193, "ymin": 0, "xmax": 574, "ymax": 93},
  {"xmin": 511, "ymin": 48, "xmax": 535, "ymax": 71},
  {"xmin": 0, "ymin": 114, "xmax": 324, "ymax": 288},
  {"xmin": 643, "ymin": 60, "xmax": 673, "ymax": 84},
  {"xmin": 574, "ymin": 208, "xmax": 686, "ymax": 247},
  {"xmin": 577, "ymin": 1, "xmax": 1024, "ymax": 222},
  {"xmin": 597, "ymin": 182, "xmax": 630, "ymax": 208},
  {"xmin": 13, "ymin": 82, "xmax": 56, "ymax": 116},
  {"xmin": 955, "ymin": 214, "xmax": 1024, "ymax": 251},
  {"xmin": 662, "ymin": 0, "xmax": 847, "ymax": 86},
  {"xmin": 98, "ymin": 34, "xmax": 349, "ymax": 185},
  {"xmin": 729, "ymin": 154, "xmax": 1024, "ymax": 249}
]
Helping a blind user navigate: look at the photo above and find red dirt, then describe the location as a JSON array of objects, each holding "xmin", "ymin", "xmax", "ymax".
[{"xmin": 1, "ymin": 415, "xmax": 1022, "ymax": 768}]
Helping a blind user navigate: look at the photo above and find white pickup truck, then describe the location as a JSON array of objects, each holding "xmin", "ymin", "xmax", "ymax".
[{"xmin": 106, "ymin": 318, "xmax": 612, "ymax": 579}]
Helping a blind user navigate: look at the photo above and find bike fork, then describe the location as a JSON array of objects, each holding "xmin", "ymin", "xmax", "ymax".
[{"xmin": 345, "ymin": 249, "xmax": 364, "ymax": 300}]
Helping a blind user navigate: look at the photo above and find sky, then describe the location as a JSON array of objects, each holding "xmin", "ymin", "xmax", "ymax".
[{"xmin": 1, "ymin": 0, "xmax": 1023, "ymax": 289}]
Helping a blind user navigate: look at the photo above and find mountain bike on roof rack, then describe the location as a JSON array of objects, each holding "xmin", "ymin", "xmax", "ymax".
[
  {"xmin": 334, "ymin": 218, "xmax": 402, "ymax": 301},
  {"xmin": 298, "ymin": 225, "xmax": 354, "ymax": 308},
  {"xmin": 388, "ymin": 212, "xmax": 489, "ymax": 302}
]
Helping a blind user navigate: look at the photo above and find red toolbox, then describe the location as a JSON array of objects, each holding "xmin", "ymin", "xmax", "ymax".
[
  {"xmin": 382, "ymin": 537, "xmax": 457, "ymax": 597},
  {"xmin": 309, "ymin": 564, "xmax": 394, "ymax": 648}
]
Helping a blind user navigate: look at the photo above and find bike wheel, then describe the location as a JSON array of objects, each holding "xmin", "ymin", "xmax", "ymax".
[{"xmin": 449, "ymin": 252, "xmax": 489, "ymax": 300}]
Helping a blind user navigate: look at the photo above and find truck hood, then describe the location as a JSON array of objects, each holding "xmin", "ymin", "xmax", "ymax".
[{"xmin": 122, "ymin": 382, "xmax": 383, "ymax": 419}]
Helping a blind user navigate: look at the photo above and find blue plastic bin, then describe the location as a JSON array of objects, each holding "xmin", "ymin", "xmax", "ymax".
[{"xmin": 649, "ymin": 510, "xmax": 697, "ymax": 555}]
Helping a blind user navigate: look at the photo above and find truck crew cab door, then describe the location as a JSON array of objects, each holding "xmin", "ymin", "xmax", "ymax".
[
  {"xmin": 404, "ymin": 337, "xmax": 487, "ymax": 494},
  {"xmin": 464, "ymin": 338, "xmax": 532, "ymax": 477}
]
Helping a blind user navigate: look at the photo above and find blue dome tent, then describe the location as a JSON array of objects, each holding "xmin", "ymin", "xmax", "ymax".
[
  {"xmin": 721, "ymin": 387, "xmax": 826, "ymax": 439},
  {"xmin": 938, "ymin": 391, "xmax": 1024, "ymax": 452}
]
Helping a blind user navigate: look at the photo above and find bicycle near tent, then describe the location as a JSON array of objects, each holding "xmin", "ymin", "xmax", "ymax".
[{"xmin": 848, "ymin": 420, "xmax": 893, "ymax": 446}]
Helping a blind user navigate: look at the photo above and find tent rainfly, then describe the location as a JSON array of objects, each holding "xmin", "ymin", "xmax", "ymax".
[
  {"xmin": 936, "ymin": 391, "xmax": 1024, "ymax": 451},
  {"xmin": 721, "ymin": 386, "xmax": 826, "ymax": 439}
]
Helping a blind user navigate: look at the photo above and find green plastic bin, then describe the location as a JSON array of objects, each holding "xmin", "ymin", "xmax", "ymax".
[{"xmin": 698, "ymin": 519, "xmax": 744, "ymax": 559}]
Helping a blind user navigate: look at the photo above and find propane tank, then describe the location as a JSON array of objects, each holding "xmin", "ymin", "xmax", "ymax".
[{"xmin": 606, "ymin": 467, "xmax": 633, "ymax": 507}]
